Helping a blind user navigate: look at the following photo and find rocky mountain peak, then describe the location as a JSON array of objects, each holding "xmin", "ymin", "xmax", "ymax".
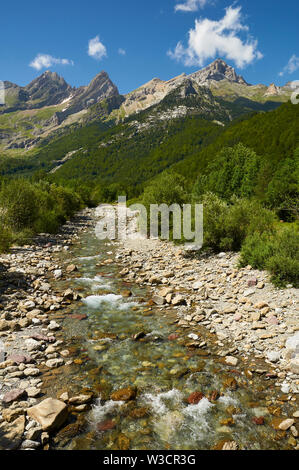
[
  {"xmin": 189, "ymin": 58, "xmax": 248, "ymax": 86},
  {"xmin": 86, "ymin": 71, "xmax": 119, "ymax": 96},
  {"xmin": 264, "ymin": 83, "xmax": 281, "ymax": 96},
  {"xmin": 58, "ymin": 70, "xmax": 119, "ymax": 117},
  {"xmin": 24, "ymin": 71, "xmax": 73, "ymax": 107}
]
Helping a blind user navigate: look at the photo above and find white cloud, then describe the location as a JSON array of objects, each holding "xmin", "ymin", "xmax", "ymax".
[
  {"xmin": 88, "ymin": 36, "xmax": 107, "ymax": 61},
  {"xmin": 168, "ymin": 5, "xmax": 263, "ymax": 68},
  {"xmin": 279, "ymin": 55, "xmax": 299, "ymax": 76},
  {"xmin": 118, "ymin": 48, "xmax": 126, "ymax": 56},
  {"xmin": 29, "ymin": 54, "xmax": 74, "ymax": 71},
  {"xmin": 175, "ymin": 0, "xmax": 210, "ymax": 12}
]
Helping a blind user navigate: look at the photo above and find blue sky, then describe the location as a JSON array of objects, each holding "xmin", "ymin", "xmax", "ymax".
[{"xmin": 0, "ymin": 0, "xmax": 298, "ymax": 94}]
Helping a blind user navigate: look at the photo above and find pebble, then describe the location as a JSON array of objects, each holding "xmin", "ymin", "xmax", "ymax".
[{"xmin": 278, "ymin": 419, "xmax": 295, "ymax": 431}]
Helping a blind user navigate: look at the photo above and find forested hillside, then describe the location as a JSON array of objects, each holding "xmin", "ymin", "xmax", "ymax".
[{"xmin": 0, "ymin": 90, "xmax": 298, "ymax": 286}]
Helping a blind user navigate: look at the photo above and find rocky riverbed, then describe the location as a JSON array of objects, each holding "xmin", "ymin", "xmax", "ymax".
[
  {"xmin": 112, "ymin": 205, "xmax": 299, "ymax": 395},
  {"xmin": 0, "ymin": 209, "xmax": 96, "ymax": 450},
  {"xmin": 0, "ymin": 204, "xmax": 298, "ymax": 450}
]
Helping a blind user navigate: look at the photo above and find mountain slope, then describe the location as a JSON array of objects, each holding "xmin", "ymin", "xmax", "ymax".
[{"xmin": 0, "ymin": 59, "xmax": 292, "ymax": 153}]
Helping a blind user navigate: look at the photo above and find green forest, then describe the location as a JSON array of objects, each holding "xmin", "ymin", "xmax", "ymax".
[{"xmin": 0, "ymin": 100, "xmax": 298, "ymax": 286}]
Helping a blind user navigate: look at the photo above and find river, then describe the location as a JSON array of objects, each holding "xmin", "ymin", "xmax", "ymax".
[{"xmin": 46, "ymin": 224, "xmax": 296, "ymax": 450}]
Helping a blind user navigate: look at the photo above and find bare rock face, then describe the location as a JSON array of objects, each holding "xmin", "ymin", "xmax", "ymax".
[
  {"xmin": 61, "ymin": 71, "xmax": 120, "ymax": 117},
  {"xmin": 264, "ymin": 83, "xmax": 281, "ymax": 96},
  {"xmin": 27, "ymin": 398, "xmax": 68, "ymax": 432},
  {"xmin": 190, "ymin": 59, "xmax": 248, "ymax": 86},
  {"xmin": 122, "ymin": 74, "xmax": 188, "ymax": 116},
  {"xmin": 24, "ymin": 71, "xmax": 73, "ymax": 107}
]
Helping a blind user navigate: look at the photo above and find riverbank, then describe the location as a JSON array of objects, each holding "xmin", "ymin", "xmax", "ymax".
[
  {"xmin": 112, "ymin": 206, "xmax": 299, "ymax": 396},
  {"xmin": 0, "ymin": 208, "xmax": 95, "ymax": 449}
]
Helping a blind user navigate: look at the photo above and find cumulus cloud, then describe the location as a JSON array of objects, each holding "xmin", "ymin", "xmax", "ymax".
[
  {"xmin": 279, "ymin": 55, "xmax": 299, "ymax": 76},
  {"xmin": 29, "ymin": 54, "xmax": 74, "ymax": 71},
  {"xmin": 118, "ymin": 48, "xmax": 126, "ymax": 56},
  {"xmin": 88, "ymin": 36, "xmax": 107, "ymax": 60},
  {"xmin": 175, "ymin": 0, "xmax": 210, "ymax": 12},
  {"xmin": 168, "ymin": 5, "xmax": 263, "ymax": 68}
]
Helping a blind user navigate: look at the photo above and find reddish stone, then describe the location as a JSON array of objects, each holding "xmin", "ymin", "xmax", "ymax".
[
  {"xmin": 97, "ymin": 420, "xmax": 116, "ymax": 432},
  {"xmin": 248, "ymin": 279, "xmax": 257, "ymax": 287},
  {"xmin": 168, "ymin": 334, "xmax": 179, "ymax": 341},
  {"xmin": 69, "ymin": 314, "xmax": 88, "ymax": 321},
  {"xmin": 267, "ymin": 316, "xmax": 279, "ymax": 325},
  {"xmin": 234, "ymin": 313, "xmax": 242, "ymax": 322},
  {"xmin": 3, "ymin": 389, "xmax": 27, "ymax": 404},
  {"xmin": 187, "ymin": 392, "xmax": 205, "ymax": 405},
  {"xmin": 252, "ymin": 416, "xmax": 265, "ymax": 425},
  {"xmin": 7, "ymin": 354, "xmax": 33, "ymax": 365}
]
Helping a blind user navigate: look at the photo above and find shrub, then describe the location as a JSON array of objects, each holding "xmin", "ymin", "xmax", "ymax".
[
  {"xmin": 142, "ymin": 171, "xmax": 187, "ymax": 207},
  {"xmin": 198, "ymin": 194, "xmax": 277, "ymax": 252},
  {"xmin": 239, "ymin": 233, "xmax": 275, "ymax": 270},
  {"xmin": 0, "ymin": 179, "xmax": 83, "ymax": 253},
  {"xmin": 199, "ymin": 192, "xmax": 229, "ymax": 251},
  {"xmin": 222, "ymin": 197, "xmax": 277, "ymax": 251},
  {"xmin": 12, "ymin": 228, "xmax": 34, "ymax": 246},
  {"xmin": 266, "ymin": 227, "xmax": 299, "ymax": 287},
  {"xmin": 0, "ymin": 179, "xmax": 38, "ymax": 230},
  {"xmin": 0, "ymin": 225, "xmax": 12, "ymax": 252},
  {"xmin": 240, "ymin": 226, "xmax": 299, "ymax": 287}
]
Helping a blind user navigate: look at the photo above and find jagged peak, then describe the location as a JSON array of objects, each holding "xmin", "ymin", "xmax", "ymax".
[
  {"xmin": 189, "ymin": 58, "xmax": 248, "ymax": 86},
  {"xmin": 86, "ymin": 70, "xmax": 119, "ymax": 95}
]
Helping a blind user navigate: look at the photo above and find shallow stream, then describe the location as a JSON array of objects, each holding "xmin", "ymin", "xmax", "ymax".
[{"xmin": 48, "ymin": 230, "xmax": 296, "ymax": 450}]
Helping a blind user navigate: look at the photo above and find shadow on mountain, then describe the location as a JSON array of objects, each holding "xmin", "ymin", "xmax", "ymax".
[{"xmin": 221, "ymin": 96, "xmax": 283, "ymax": 120}]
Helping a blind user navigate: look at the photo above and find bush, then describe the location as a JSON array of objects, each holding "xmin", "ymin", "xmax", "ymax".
[
  {"xmin": 199, "ymin": 192, "xmax": 229, "ymax": 251},
  {"xmin": 0, "ymin": 225, "xmax": 12, "ymax": 252},
  {"xmin": 222, "ymin": 197, "xmax": 277, "ymax": 251},
  {"xmin": 240, "ymin": 226, "xmax": 299, "ymax": 287},
  {"xmin": 0, "ymin": 179, "xmax": 38, "ymax": 230},
  {"xmin": 239, "ymin": 232, "xmax": 275, "ymax": 269},
  {"xmin": 142, "ymin": 171, "xmax": 187, "ymax": 207},
  {"xmin": 0, "ymin": 178, "xmax": 83, "ymax": 252},
  {"xmin": 12, "ymin": 228, "xmax": 34, "ymax": 246},
  {"xmin": 198, "ymin": 193, "xmax": 277, "ymax": 252}
]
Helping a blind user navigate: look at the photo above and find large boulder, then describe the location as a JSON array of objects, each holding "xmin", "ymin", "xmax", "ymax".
[
  {"xmin": 0, "ymin": 415, "xmax": 25, "ymax": 450},
  {"xmin": 27, "ymin": 398, "xmax": 68, "ymax": 432}
]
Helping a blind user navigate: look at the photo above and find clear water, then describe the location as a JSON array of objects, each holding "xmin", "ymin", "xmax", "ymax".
[{"xmin": 49, "ymin": 231, "xmax": 297, "ymax": 450}]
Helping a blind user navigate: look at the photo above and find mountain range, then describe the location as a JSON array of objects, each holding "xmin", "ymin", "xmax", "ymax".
[{"xmin": 0, "ymin": 59, "xmax": 293, "ymax": 152}]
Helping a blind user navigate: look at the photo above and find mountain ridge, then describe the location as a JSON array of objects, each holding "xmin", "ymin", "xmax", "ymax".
[{"xmin": 0, "ymin": 59, "xmax": 292, "ymax": 152}]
